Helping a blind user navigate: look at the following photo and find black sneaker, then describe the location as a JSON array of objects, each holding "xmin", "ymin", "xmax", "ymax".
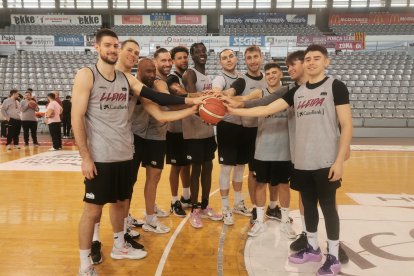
[
  {"xmin": 171, "ymin": 200, "xmax": 186, "ymax": 217},
  {"xmin": 266, "ymin": 206, "xmax": 293, "ymax": 222},
  {"xmin": 250, "ymin": 207, "xmax": 257, "ymax": 225},
  {"xmin": 290, "ymin": 232, "xmax": 308, "ymax": 251},
  {"xmin": 90, "ymin": 241, "xmax": 103, "ymax": 265},
  {"xmin": 180, "ymin": 196, "xmax": 192, "ymax": 208},
  {"xmin": 124, "ymin": 233, "xmax": 145, "ymax": 250},
  {"xmin": 338, "ymin": 242, "xmax": 349, "ymax": 264}
]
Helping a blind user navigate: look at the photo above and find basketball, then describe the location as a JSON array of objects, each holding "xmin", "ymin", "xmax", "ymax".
[
  {"xmin": 28, "ymin": 100, "xmax": 37, "ymax": 109},
  {"xmin": 199, "ymin": 97, "xmax": 227, "ymax": 125}
]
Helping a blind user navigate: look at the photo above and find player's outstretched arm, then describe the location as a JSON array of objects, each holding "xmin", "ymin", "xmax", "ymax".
[
  {"xmin": 143, "ymin": 100, "xmax": 197, "ymax": 123},
  {"xmin": 244, "ymin": 86, "xmax": 287, "ymax": 108},
  {"xmin": 226, "ymin": 98, "xmax": 289, "ymax": 117},
  {"xmin": 329, "ymin": 104, "xmax": 353, "ymax": 181},
  {"xmin": 71, "ymin": 68, "xmax": 97, "ymax": 180}
]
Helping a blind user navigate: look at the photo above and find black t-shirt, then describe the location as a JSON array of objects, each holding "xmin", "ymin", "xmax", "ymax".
[
  {"xmin": 166, "ymin": 71, "xmax": 182, "ymax": 88},
  {"xmin": 282, "ymin": 77, "xmax": 349, "ymax": 107}
]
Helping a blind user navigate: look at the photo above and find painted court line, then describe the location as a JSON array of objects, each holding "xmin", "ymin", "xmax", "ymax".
[{"xmin": 155, "ymin": 188, "xmax": 220, "ymax": 276}]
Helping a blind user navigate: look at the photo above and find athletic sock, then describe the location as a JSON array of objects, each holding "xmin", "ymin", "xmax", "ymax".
[
  {"xmin": 281, "ymin": 207, "xmax": 289, "ymax": 223},
  {"xmin": 79, "ymin": 249, "xmax": 91, "ymax": 271},
  {"xmin": 269, "ymin": 201, "xmax": 277, "ymax": 209},
  {"xmin": 123, "ymin": 217, "xmax": 128, "ymax": 234},
  {"xmin": 307, "ymin": 231, "xmax": 319, "ymax": 250},
  {"xmin": 172, "ymin": 196, "xmax": 178, "ymax": 204},
  {"xmin": 92, "ymin": 222, "xmax": 100, "ymax": 242},
  {"xmin": 234, "ymin": 191, "xmax": 242, "ymax": 205},
  {"xmin": 182, "ymin": 187, "xmax": 190, "ymax": 199},
  {"xmin": 221, "ymin": 196, "xmax": 229, "ymax": 208},
  {"xmin": 256, "ymin": 206, "xmax": 265, "ymax": 223},
  {"xmin": 146, "ymin": 214, "xmax": 155, "ymax": 225},
  {"xmin": 301, "ymin": 215, "xmax": 307, "ymax": 232},
  {"xmin": 328, "ymin": 239, "xmax": 339, "ymax": 259},
  {"xmin": 201, "ymin": 198, "xmax": 209, "ymax": 210},
  {"xmin": 113, "ymin": 231, "xmax": 125, "ymax": 249}
]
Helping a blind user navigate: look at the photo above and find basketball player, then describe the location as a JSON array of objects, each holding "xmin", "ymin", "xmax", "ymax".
[
  {"xmin": 211, "ymin": 49, "xmax": 249, "ymax": 225},
  {"xmin": 166, "ymin": 46, "xmax": 192, "ymax": 217},
  {"xmin": 182, "ymin": 42, "xmax": 222, "ymax": 228},
  {"xmin": 73, "ymin": 29, "xmax": 203, "ymax": 276},
  {"xmin": 226, "ymin": 44, "xmax": 352, "ymax": 276}
]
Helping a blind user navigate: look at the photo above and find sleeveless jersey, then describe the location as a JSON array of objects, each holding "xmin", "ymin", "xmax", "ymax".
[
  {"xmin": 182, "ymin": 68, "xmax": 214, "ymax": 139},
  {"xmin": 241, "ymin": 73, "xmax": 267, "ymax": 127},
  {"xmin": 167, "ymin": 71, "xmax": 184, "ymax": 133},
  {"xmin": 287, "ymin": 82, "xmax": 298, "ymax": 164},
  {"xmin": 293, "ymin": 77, "xmax": 340, "ymax": 170},
  {"xmin": 131, "ymin": 98, "xmax": 149, "ymax": 139},
  {"xmin": 255, "ymin": 87, "xmax": 290, "ymax": 161},
  {"xmin": 145, "ymin": 76, "xmax": 168, "ymax": 140},
  {"xmin": 86, "ymin": 65, "xmax": 132, "ymax": 162}
]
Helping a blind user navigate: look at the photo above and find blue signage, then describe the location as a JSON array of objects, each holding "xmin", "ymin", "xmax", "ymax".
[
  {"xmin": 229, "ymin": 36, "xmax": 265, "ymax": 47},
  {"xmin": 54, "ymin": 35, "xmax": 84, "ymax": 46}
]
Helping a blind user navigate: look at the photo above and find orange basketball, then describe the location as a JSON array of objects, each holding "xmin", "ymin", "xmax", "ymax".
[
  {"xmin": 28, "ymin": 101, "xmax": 37, "ymax": 109},
  {"xmin": 199, "ymin": 97, "xmax": 227, "ymax": 125}
]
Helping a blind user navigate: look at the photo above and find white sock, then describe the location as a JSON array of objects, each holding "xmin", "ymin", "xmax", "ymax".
[
  {"xmin": 328, "ymin": 239, "xmax": 340, "ymax": 259},
  {"xmin": 92, "ymin": 223, "xmax": 100, "ymax": 242},
  {"xmin": 182, "ymin": 187, "xmax": 190, "ymax": 199},
  {"xmin": 256, "ymin": 206, "xmax": 265, "ymax": 223},
  {"xmin": 269, "ymin": 201, "xmax": 277, "ymax": 209},
  {"xmin": 172, "ymin": 196, "xmax": 178, "ymax": 204},
  {"xmin": 221, "ymin": 196, "xmax": 229, "ymax": 208},
  {"xmin": 307, "ymin": 231, "xmax": 319, "ymax": 250},
  {"xmin": 146, "ymin": 214, "xmax": 155, "ymax": 224},
  {"xmin": 234, "ymin": 191, "xmax": 242, "ymax": 205},
  {"xmin": 79, "ymin": 249, "xmax": 91, "ymax": 271},
  {"xmin": 113, "ymin": 231, "xmax": 125, "ymax": 248},
  {"xmin": 301, "ymin": 215, "xmax": 306, "ymax": 232},
  {"xmin": 281, "ymin": 207, "xmax": 289, "ymax": 223},
  {"xmin": 123, "ymin": 217, "xmax": 128, "ymax": 234}
]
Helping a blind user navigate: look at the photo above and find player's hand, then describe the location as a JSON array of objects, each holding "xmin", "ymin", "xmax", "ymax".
[
  {"xmin": 328, "ymin": 161, "xmax": 343, "ymax": 182},
  {"xmin": 82, "ymin": 156, "xmax": 97, "ymax": 180},
  {"xmin": 190, "ymin": 105, "xmax": 199, "ymax": 114},
  {"xmin": 222, "ymin": 95, "xmax": 244, "ymax": 108},
  {"xmin": 223, "ymin": 103, "xmax": 237, "ymax": 115}
]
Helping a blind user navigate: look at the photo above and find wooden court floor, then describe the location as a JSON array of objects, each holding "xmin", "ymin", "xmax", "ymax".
[{"xmin": 0, "ymin": 144, "xmax": 413, "ymax": 276}]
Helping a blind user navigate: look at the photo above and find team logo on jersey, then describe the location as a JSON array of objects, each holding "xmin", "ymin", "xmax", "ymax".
[
  {"xmin": 85, "ymin": 193, "xmax": 95, "ymax": 199},
  {"xmin": 171, "ymin": 159, "xmax": 177, "ymax": 164},
  {"xmin": 151, "ymin": 161, "xmax": 157, "ymax": 166},
  {"xmin": 320, "ymin": 92, "xmax": 328, "ymax": 96},
  {"xmin": 187, "ymin": 155, "xmax": 192, "ymax": 160},
  {"xmin": 122, "ymin": 87, "xmax": 127, "ymax": 91}
]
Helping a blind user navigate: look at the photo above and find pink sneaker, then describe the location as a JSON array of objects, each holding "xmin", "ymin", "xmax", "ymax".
[
  {"xmin": 200, "ymin": 206, "xmax": 223, "ymax": 221},
  {"xmin": 190, "ymin": 209, "xmax": 203, "ymax": 228}
]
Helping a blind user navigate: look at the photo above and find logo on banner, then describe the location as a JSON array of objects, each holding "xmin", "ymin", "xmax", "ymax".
[
  {"xmin": 0, "ymin": 35, "xmax": 16, "ymax": 45},
  {"xmin": 77, "ymin": 15, "xmax": 100, "ymax": 25},
  {"xmin": 54, "ymin": 35, "xmax": 84, "ymax": 46},
  {"xmin": 12, "ymin": 15, "xmax": 37, "ymax": 25},
  {"xmin": 122, "ymin": 15, "xmax": 142, "ymax": 25},
  {"xmin": 176, "ymin": 15, "xmax": 201, "ymax": 25},
  {"xmin": 230, "ymin": 36, "xmax": 265, "ymax": 47},
  {"xmin": 150, "ymin": 13, "xmax": 171, "ymax": 27}
]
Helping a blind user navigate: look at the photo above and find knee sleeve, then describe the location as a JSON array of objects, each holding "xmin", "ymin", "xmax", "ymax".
[
  {"xmin": 232, "ymin": 164, "xmax": 245, "ymax": 183},
  {"xmin": 219, "ymin": 164, "xmax": 232, "ymax": 190}
]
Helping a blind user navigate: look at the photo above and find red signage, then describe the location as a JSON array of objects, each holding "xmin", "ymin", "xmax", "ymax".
[
  {"xmin": 122, "ymin": 15, "xmax": 142, "ymax": 25},
  {"xmin": 335, "ymin": 42, "xmax": 364, "ymax": 51},
  {"xmin": 175, "ymin": 15, "xmax": 202, "ymax": 25},
  {"xmin": 330, "ymin": 13, "xmax": 414, "ymax": 25}
]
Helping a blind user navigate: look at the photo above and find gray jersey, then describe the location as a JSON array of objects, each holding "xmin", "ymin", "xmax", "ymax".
[
  {"xmin": 241, "ymin": 73, "xmax": 267, "ymax": 127},
  {"xmin": 287, "ymin": 83, "xmax": 298, "ymax": 164},
  {"xmin": 182, "ymin": 68, "xmax": 214, "ymax": 139},
  {"xmin": 146, "ymin": 76, "xmax": 168, "ymax": 140},
  {"xmin": 20, "ymin": 100, "xmax": 38, "ymax": 121},
  {"xmin": 131, "ymin": 99, "xmax": 149, "ymax": 139},
  {"xmin": 293, "ymin": 77, "xmax": 340, "ymax": 170},
  {"xmin": 86, "ymin": 66, "xmax": 132, "ymax": 162},
  {"xmin": 255, "ymin": 88, "xmax": 290, "ymax": 161},
  {"xmin": 212, "ymin": 71, "xmax": 242, "ymax": 125},
  {"xmin": 167, "ymin": 71, "xmax": 183, "ymax": 133}
]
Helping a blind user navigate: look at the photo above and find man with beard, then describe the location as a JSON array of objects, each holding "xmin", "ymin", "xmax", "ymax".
[
  {"xmin": 166, "ymin": 46, "xmax": 191, "ymax": 217},
  {"xmin": 73, "ymin": 29, "xmax": 203, "ymax": 276},
  {"xmin": 182, "ymin": 43, "xmax": 222, "ymax": 228}
]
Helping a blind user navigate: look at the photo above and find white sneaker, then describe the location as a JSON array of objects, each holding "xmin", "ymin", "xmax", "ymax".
[
  {"xmin": 155, "ymin": 205, "xmax": 169, "ymax": 218},
  {"xmin": 6, "ymin": 145, "xmax": 12, "ymax": 150},
  {"xmin": 127, "ymin": 214, "xmax": 144, "ymax": 228},
  {"xmin": 78, "ymin": 266, "xmax": 98, "ymax": 276},
  {"xmin": 222, "ymin": 207, "xmax": 234, "ymax": 226},
  {"xmin": 126, "ymin": 227, "xmax": 140, "ymax": 239},
  {"xmin": 248, "ymin": 221, "xmax": 266, "ymax": 237},
  {"xmin": 48, "ymin": 147, "xmax": 58, "ymax": 151},
  {"xmin": 110, "ymin": 243, "xmax": 147, "ymax": 260},
  {"xmin": 233, "ymin": 200, "xmax": 252, "ymax": 217},
  {"xmin": 142, "ymin": 217, "xmax": 170, "ymax": 234},
  {"xmin": 14, "ymin": 145, "xmax": 21, "ymax": 149},
  {"xmin": 280, "ymin": 221, "xmax": 296, "ymax": 240}
]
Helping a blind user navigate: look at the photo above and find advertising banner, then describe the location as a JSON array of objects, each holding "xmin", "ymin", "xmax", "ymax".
[
  {"xmin": 0, "ymin": 34, "xmax": 16, "ymax": 45},
  {"xmin": 54, "ymin": 35, "xmax": 84, "ymax": 46},
  {"xmin": 329, "ymin": 13, "xmax": 414, "ymax": 25},
  {"xmin": 335, "ymin": 42, "xmax": 364, "ymax": 50},
  {"xmin": 150, "ymin": 13, "xmax": 171, "ymax": 26},
  {"xmin": 175, "ymin": 15, "xmax": 202, "ymax": 25},
  {"xmin": 229, "ymin": 36, "xmax": 265, "ymax": 47},
  {"xmin": 296, "ymin": 36, "xmax": 355, "ymax": 48},
  {"xmin": 121, "ymin": 15, "xmax": 143, "ymax": 25},
  {"xmin": 15, "ymin": 35, "xmax": 54, "ymax": 46},
  {"xmin": 11, "ymin": 14, "xmax": 102, "ymax": 25},
  {"xmin": 265, "ymin": 36, "xmax": 297, "ymax": 46},
  {"xmin": 223, "ymin": 13, "xmax": 308, "ymax": 26}
]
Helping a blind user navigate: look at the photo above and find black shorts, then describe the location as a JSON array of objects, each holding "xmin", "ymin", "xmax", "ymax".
[
  {"xmin": 142, "ymin": 139, "xmax": 166, "ymax": 170},
  {"xmin": 83, "ymin": 160, "xmax": 134, "ymax": 205},
  {"xmin": 216, "ymin": 121, "xmax": 245, "ymax": 165},
  {"xmin": 166, "ymin": 131, "xmax": 190, "ymax": 166},
  {"xmin": 185, "ymin": 136, "xmax": 217, "ymax": 164},
  {"xmin": 132, "ymin": 134, "xmax": 146, "ymax": 185},
  {"xmin": 254, "ymin": 160, "xmax": 293, "ymax": 186},
  {"xmin": 290, "ymin": 167, "xmax": 341, "ymax": 192},
  {"xmin": 240, "ymin": 127, "xmax": 257, "ymax": 171}
]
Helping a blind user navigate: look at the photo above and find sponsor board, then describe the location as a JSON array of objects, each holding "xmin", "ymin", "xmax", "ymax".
[
  {"xmin": 0, "ymin": 34, "xmax": 16, "ymax": 45},
  {"xmin": 297, "ymin": 35, "xmax": 355, "ymax": 48},
  {"xmin": 229, "ymin": 36, "xmax": 265, "ymax": 47},
  {"xmin": 329, "ymin": 13, "xmax": 414, "ymax": 25},
  {"xmin": 54, "ymin": 35, "xmax": 84, "ymax": 46},
  {"xmin": 265, "ymin": 36, "xmax": 297, "ymax": 46},
  {"xmin": 11, "ymin": 14, "xmax": 102, "ymax": 25},
  {"xmin": 150, "ymin": 13, "xmax": 171, "ymax": 27},
  {"xmin": 175, "ymin": 15, "xmax": 202, "ymax": 25},
  {"xmin": 223, "ymin": 13, "xmax": 310, "ymax": 26},
  {"xmin": 15, "ymin": 35, "xmax": 54, "ymax": 46}
]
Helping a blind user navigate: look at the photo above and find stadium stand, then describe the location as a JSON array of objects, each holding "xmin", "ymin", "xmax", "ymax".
[
  {"xmin": 331, "ymin": 24, "xmax": 414, "ymax": 36},
  {"xmin": 0, "ymin": 25, "xmax": 99, "ymax": 35}
]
